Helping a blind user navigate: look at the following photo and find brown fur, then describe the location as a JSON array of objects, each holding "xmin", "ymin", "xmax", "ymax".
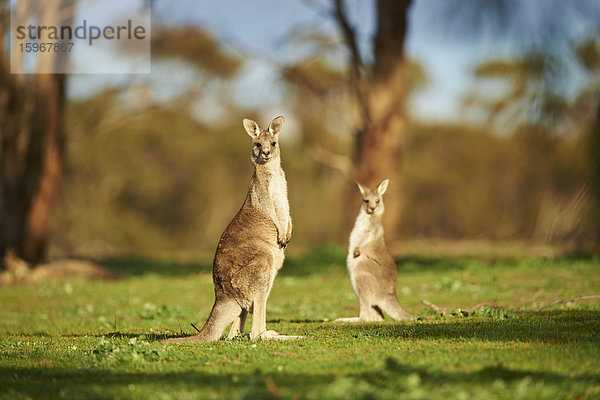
[
  {"xmin": 336, "ymin": 179, "xmax": 413, "ymax": 322},
  {"xmin": 161, "ymin": 116, "xmax": 302, "ymax": 344}
]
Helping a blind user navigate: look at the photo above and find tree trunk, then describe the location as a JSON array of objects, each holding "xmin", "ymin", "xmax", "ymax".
[
  {"xmin": 0, "ymin": 74, "xmax": 65, "ymax": 266},
  {"xmin": 588, "ymin": 96, "xmax": 600, "ymax": 249},
  {"xmin": 344, "ymin": 0, "xmax": 412, "ymax": 239},
  {"xmin": 0, "ymin": 1, "xmax": 66, "ymax": 267}
]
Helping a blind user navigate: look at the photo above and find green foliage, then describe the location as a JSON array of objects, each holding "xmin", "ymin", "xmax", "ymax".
[
  {"xmin": 576, "ymin": 38, "xmax": 600, "ymax": 73},
  {"xmin": 461, "ymin": 36, "xmax": 600, "ymax": 243},
  {"xmin": 48, "ymin": 36, "xmax": 600, "ymax": 258},
  {"xmin": 53, "ymin": 90, "xmax": 355, "ymax": 257},
  {"xmin": 54, "ymin": 88, "xmax": 592, "ymax": 257},
  {"xmin": 1, "ymin": 250, "xmax": 599, "ymax": 399},
  {"xmin": 152, "ymin": 26, "xmax": 241, "ymax": 78},
  {"xmin": 55, "ymin": 99, "xmax": 253, "ymax": 257},
  {"xmin": 402, "ymin": 122, "xmax": 589, "ymax": 239}
]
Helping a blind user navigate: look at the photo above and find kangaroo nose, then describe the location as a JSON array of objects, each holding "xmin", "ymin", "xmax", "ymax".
[{"xmin": 262, "ymin": 150, "xmax": 270, "ymax": 156}]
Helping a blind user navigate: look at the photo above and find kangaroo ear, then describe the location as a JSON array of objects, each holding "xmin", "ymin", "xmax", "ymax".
[
  {"xmin": 243, "ymin": 118, "xmax": 260, "ymax": 138},
  {"xmin": 377, "ymin": 179, "xmax": 389, "ymax": 196},
  {"xmin": 268, "ymin": 116, "xmax": 285, "ymax": 135},
  {"xmin": 355, "ymin": 181, "xmax": 368, "ymax": 197}
]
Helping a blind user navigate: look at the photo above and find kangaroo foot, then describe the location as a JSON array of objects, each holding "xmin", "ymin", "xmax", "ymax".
[
  {"xmin": 267, "ymin": 334, "xmax": 309, "ymax": 341},
  {"xmin": 256, "ymin": 330, "xmax": 308, "ymax": 341},
  {"xmin": 334, "ymin": 317, "xmax": 361, "ymax": 322},
  {"xmin": 255, "ymin": 330, "xmax": 279, "ymax": 340}
]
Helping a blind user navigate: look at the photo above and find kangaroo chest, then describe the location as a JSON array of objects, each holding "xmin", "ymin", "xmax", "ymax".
[
  {"xmin": 252, "ymin": 166, "xmax": 290, "ymax": 228},
  {"xmin": 347, "ymin": 214, "xmax": 384, "ymax": 271},
  {"xmin": 269, "ymin": 170, "xmax": 290, "ymax": 224}
]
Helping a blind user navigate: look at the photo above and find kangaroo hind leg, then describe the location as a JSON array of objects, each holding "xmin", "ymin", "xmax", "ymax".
[
  {"xmin": 250, "ymin": 296, "xmax": 277, "ymax": 340},
  {"xmin": 250, "ymin": 296, "xmax": 306, "ymax": 341},
  {"xmin": 359, "ymin": 298, "xmax": 384, "ymax": 322},
  {"xmin": 356, "ymin": 274, "xmax": 384, "ymax": 322},
  {"xmin": 161, "ymin": 299, "xmax": 240, "ymax": 344}
]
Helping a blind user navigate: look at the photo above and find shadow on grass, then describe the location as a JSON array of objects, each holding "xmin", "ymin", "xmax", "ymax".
[
  {"xmin": 93, "ymin": 250, "xmax": 517, "ymax": 279},
  {"xmin": 97, "ymin": 256, "xmax": 212, "ymax": 277},
  {"xmin": 94, "ymin": 246, "xmax": 598, "ymax": 278},
  {"xmin": 56, "ymin": 310, "xmax": 600, "ymax": 345},
  {"xmin": 53, "ymin": 331, "xmax": 188, "ymax": 341},
  {"xmin": 1, "ymin": 357, "xmax": 598, "ymax": 398},
  {"xmin": 95, "ymin": 246, "xmax": 349, "ymax": 278},
  {"xmin": 395, "ymin": 255, "xmax": 472, "ymax": 272},
  {"xmin": 378, "ymin": 357, "xmax": 600, "ymax": 385},
  {"xmin": 274, "ymin": 246, "xmax": 479, "ymax": 276},
  {"xmin": 327, "ymin": 310, "xmax": 600, "ymax": 345},
  {"xmin": 280, "ymin": 245, "xmax": 346, "ymax": 276}
]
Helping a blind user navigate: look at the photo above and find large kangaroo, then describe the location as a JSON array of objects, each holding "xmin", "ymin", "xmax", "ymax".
[
  {"xmin": 162, "ymin": 116, "xmax": 298, "ymax": 343},
  {"xmin": 336, "ymin": 179, "xmax": 413, "ymax": 322}
]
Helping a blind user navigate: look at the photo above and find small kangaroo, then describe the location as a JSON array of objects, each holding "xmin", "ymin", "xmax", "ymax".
[
  {"xmin": 162, "ymin": 116, "xmax": 299, "ymax": 343},
  {"xmin": 336, "ymin": 179, "xmax": 413, "ymax": 322}
]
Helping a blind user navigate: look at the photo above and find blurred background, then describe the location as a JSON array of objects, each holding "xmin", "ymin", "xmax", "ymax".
[{"xmin": 1, "ymin": 0, "xmax": 600, "ymax": 266}]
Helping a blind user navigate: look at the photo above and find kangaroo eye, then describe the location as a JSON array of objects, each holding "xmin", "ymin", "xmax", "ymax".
[
  {"xmin": 271, "ymin": 142, "xmax": 277, "ymax": 146},
  {"xmin": 376, "ymin": 199, "xmax": 380, "ymax": 204},
  {"xmin": 255, "ymin": 143, "xmax": 261, "ymax": 148},
  {"xmin": 364, "ymin": 199, "xmax": 369, "ymax": 203}
]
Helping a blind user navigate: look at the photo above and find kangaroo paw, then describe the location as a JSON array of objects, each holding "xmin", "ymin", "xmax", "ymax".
[{"xmin": 256, "ymin": 330, "xmax": 280, "ymax": 340}]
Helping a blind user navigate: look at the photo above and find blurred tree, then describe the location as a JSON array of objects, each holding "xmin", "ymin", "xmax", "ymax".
[
  {"xmin": 333, "ymin": 0, "xmax": 411, "ymax": 238},
  {"xmin": 49, "ymin": 25, "xmax": 244, "ymax": 258},
  {"xmin": 575, "ymin": 37, "xmax": 600, "ymax": 248},
  {"xmin": 461, "ymin": 54, "xmax": 569, "ymax": 239},
  {"xmin": 281, "ymin": 0, "xmax": 599, "ymax": 247},
  {"xmin": 1, "ymin": 15, "xmax": 243, "ymax": 266},
  {"xmin": 589, "ymin": 101, "xmax": 600, "ymax": 247},
  {"xmin": 0, "ymin": 0, "xmax": 71, "ymax": 266},
  {"xmin": 462, "ymin": 36, "xmax": 600, "ymax": 245},
  {"xmin": 283, "ymin": 0, "xmax": 413, "ymax": 238},
  {"xmin": 152, "ymin": 26, "xmax": 241, "ymax": 79},
  {"xmin": 463, "ymin": 53, "xmax": 561, "ymax": 130}
]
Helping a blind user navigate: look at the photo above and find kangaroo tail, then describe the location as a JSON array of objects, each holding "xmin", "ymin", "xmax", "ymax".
[
  {"xmin": 196, "ymin": 300, "xmax": 241, "ymax": 342},
  {"xmin": 380, "ymin": 297, "xmax": 413, "ymax": 321},
  {"xmin": 161, "ymin": 299, "xmax": 240, "ymax": 344}
]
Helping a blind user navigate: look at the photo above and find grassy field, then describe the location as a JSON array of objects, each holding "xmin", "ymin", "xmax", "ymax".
[{"xmin": 1, "ymin": 245, "xmax": 599, "ymax": 399}]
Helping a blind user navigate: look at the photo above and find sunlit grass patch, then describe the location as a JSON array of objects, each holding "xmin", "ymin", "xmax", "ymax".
[{"xmin": 1, "ymin": 248, "xmax": 599, "ymax": 399}]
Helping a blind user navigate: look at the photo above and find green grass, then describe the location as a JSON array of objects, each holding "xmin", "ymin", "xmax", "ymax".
[{"xmin": 1, "ymin": 245, "xmax": 599, "ymax": 399}]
